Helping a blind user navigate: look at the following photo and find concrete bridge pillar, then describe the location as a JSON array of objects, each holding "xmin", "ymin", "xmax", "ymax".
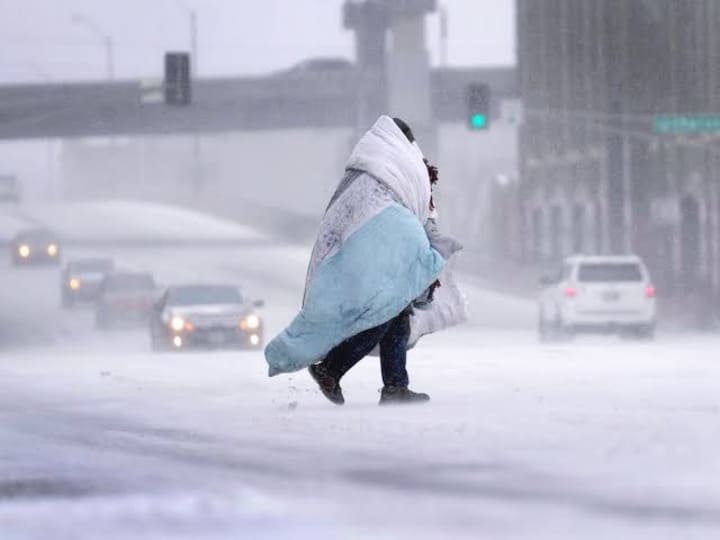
[
  {"xmin": 344, "ymin": 0, "xmax": 437, "ymax": 152},
  {"xmin": 387, "ymin": 10, "xmax": 435, "ymax": 155},
  {"xmin": 387, "ymin": 13, "xmax": 432, "ymax": 125}
]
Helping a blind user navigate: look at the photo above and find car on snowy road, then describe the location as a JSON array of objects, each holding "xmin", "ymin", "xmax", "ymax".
[
  {"xmin": 538, "ymin": 255, "xmax": 657, "ymax": 341},
  {"xmin": 149, "ymin": 284, "xmax": 264, "ymax": 351},
  {"xmin": 95, "ymin": 271, "xmax": 158, "ymax": 329},
  {"xmin": 11, "ymin": 228, "xmax": 61, "ymax": 266},
  {"xmin": 60, "ymin": 258, "xmax": 115, "ymax": 308}
]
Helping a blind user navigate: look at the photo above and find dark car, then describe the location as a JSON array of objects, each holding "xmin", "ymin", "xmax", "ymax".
[
  {"xmin": 150, "ymin": 284, "xmax": 264, "ymax": 351},
  {"xmin": 95, "ymin": 272, "xmax": 157, "ymax": 329},
  {"xmin": 61, "ymin": 258, "xmax": 115, "ymax": 308},
  {"xmin": 11, "ymin": 228, "xmax": 61, "ymax": 266}
]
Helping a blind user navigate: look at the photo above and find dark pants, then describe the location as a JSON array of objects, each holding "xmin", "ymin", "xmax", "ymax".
[{"xmin": 320, "ymin": 311, "xmax": 411, "ymax": 387}]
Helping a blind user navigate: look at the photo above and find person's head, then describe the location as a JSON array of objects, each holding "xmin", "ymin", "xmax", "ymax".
[
  {"xmin": 393, "ymin": 117, "xmax": 415, "ymax": 143},
  {"xmin": 393, "ymin": 117, "xmax": 437, "ymax": 187}
]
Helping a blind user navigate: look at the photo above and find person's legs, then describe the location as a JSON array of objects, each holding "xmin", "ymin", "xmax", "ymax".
[
  {"xmin": 378, "ymin": 311, "xmax": 430, "ymax": 405},
  {"xmin": 310, "ymin": 311, "xmax": 429, "ymax": 405},
  {"xmin": 378, "ymin": 312, "xmax": 411, "ymax": 387},
  {"xmin": 322, "ymin": 320, "xmax": 392, "ymax": 380},
  {"xmin": 309, "ymin": 320, "xmax": 392, "ymax": 405}
]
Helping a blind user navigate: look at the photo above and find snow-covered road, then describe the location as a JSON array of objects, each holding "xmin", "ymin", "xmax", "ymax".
[{"xmin": 1, "ymin": 203, "xmax": 719, "ymax": 539}]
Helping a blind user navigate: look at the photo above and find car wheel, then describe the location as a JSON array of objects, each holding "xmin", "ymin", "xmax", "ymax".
[
  {"xmin": 539, "ymin": 311, "xmax": 570, "ymax": 343},
  {"xmin": 553, "ymin": 317, "xmax": 572, "ymax": 341},
  {"xmin": 538, "ymin": 315, "xmax": 553, "ymax": 343},
  {"xmin": 628, "ymin": 324, "xmax": 655, "ymax": 341}
]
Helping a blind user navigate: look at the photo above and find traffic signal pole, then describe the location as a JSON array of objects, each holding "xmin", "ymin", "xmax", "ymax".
[
  {"xmin": 605, "ymin": 100, "xmax": 629, "ymax": 253},
  {"xmin": 190, "ymin": 11, "xmax": 198, "ymax": 77}
]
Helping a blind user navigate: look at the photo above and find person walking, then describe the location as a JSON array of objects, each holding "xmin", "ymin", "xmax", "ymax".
[{"xmin": 265, "ymin": 116, "xmax": 465, "ymax": 405}]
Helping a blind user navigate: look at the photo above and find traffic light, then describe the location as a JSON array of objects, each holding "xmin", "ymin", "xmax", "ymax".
[
  {"xmin": 164, "ymin": 52, "xmax": 192, "ymax": 106},
  {"xmin": 466, "ymin": 83, "xmax": 490, "ymax": 130}
]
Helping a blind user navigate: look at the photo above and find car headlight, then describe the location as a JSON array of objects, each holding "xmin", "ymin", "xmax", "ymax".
[
  {"xmin": 241, "ymin": 314, "xmax": 260, "ymax": 330},
  {"xmin": 18, "ymin": 245, "xmax": 31, "ymax": 258},
  {"xmin": 69, "ymin": 278, "xmax": 81, "ymax": 290},
  {"xmin": 170, "ymin": 316, "xmax": 186, "ymax": 332},
  {"xmin": 47, "ymin": 244, "xmax": 58, "ymax": 256}
]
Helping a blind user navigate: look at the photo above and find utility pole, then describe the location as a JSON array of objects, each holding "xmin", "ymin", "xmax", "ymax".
[
  {"xmin": 189, "ymin": 10, "xmax": 201, "ymax": 196},
  {"xmin": 439, "ymin": 5, "xmax": 448, "ymax": 68},
  {"xmin": 105, "ymin": 36, "xmax": 115, "ymax": 80},
  {"xmin": 22, "ymin": 60, "xmax": 59, "ymax": 200},
  {"xmin": 189, "ymin": 9, "xmax": 200, "ymax": 196},
  {"xmin": 190, "ymin": 9, "xmax": 198, "ymax": 77}
]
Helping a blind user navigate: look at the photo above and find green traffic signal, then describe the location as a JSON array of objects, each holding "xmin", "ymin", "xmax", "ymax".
[
  {"xmin": 470, "ymin": 113, "xmax": 488, "ymax": 130},
  {"xmin": 467, "ymin": 83, "xmax": 490, "ymax": 130},
  {"xmin": 654, "ymin": 115, "xmax": 720, "ymax": 134}
]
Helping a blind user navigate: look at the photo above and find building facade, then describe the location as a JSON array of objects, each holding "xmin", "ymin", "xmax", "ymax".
[{"xmin": 517, "ymin": 0, "xmax": 720, "ymax": 310}]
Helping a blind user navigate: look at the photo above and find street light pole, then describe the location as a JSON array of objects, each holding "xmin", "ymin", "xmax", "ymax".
[
  {"xmin": 72, "ymin": 14, "xmax": 115, "ymax": 80},
  {"xmin": 105, "ymin": 36, "xmax": 115, "ymax": 80},
  {"xmin": 174, "ymin": 1, "xmax": 201, "ymax": 197},
  {"xmin": 439, "ymin": 5, "xmax": 448, "ymax": 68},
  {"xmin": 175, "ymin": 0, "xmax": 198, "ymax": 76},
  {"xmin": 24, "ymin": 60, "xmax": 58, "ymax": 201},
  {"xmin": 190, "ymin": 9, "xmax": 198, "ymax": 77}
]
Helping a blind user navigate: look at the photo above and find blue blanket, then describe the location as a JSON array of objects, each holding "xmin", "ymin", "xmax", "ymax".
[{"xmin": 265, "ymin": 202, "xmax": 444, "ymax": 376}]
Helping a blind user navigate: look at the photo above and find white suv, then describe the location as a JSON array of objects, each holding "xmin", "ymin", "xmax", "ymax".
[{"xmin": 538, "ymin": 255, "xmax": 657, "ymax": 341}]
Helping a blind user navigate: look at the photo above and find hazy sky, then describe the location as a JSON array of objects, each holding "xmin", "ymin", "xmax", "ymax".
[{"xmin": 0, "ymin": 0, "xmax": 515, "ymax": 83}]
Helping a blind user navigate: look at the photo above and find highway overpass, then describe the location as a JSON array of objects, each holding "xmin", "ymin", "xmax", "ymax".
[{"xmin": 0, "ymin": 67, "xmax": 515, "ymax": 140}]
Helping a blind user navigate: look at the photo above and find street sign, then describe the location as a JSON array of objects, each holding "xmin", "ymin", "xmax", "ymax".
[
  {"xmin": 139, "ymin": 79, "xmax": 164, "ymax": 104},
  {"xmin": 654, "ymin": 115, "xmax": 720, "ymax": 134}
]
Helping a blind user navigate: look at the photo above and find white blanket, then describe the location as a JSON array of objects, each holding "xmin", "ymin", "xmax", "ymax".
[{"xmin": 308, "ymin": 115, "xmax": 467, "ymax": 346}]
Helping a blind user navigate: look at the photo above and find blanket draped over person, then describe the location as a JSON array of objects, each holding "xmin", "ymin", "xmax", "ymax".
[{"xmin": 265, "ymin": 115, "xmax": 466, "ymax": 376}]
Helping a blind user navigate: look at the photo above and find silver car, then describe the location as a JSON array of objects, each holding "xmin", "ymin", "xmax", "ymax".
[{"xmin": 150, "ymin": 284, "xmax": 264, "ymax": 351}]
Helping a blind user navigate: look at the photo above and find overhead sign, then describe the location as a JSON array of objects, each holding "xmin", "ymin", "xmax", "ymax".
[
  {"xmin": 654, "ymin": 115, "xmax": 720, "ymax": 134},
  {"xmin": 139, "ymin": 78, "xmax": 164, "ymax": 104}
]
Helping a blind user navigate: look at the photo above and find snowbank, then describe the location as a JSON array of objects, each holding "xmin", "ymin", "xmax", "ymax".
[
  {"xmin": 0, "ymin": 491, "xmax": 346, "ymax": 540},
  {"xmin": 16, "ymin": 201, "xmax": 268, "ymax": 244},
  {"xmin": 0, "ymin": 208, "xmax": 34, "ymax": 243}
]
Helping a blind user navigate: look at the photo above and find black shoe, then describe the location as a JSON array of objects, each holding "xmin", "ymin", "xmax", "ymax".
[
  {"xmin": 308, "ymin": 364, "xmax": 345, "ymax": 406},
  {"xmin": 379, "ymin": 386, "xmax": 430, "ymax": 405}
]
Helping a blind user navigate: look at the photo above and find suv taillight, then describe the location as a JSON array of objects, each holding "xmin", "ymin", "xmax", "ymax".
[
  {"xmin": 564, "ymin": 286, "xmax": 578, "ymax": 298},
  {"xmin": 645, "ymin": 284, "xmax": 656, "ymax": 298}
]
